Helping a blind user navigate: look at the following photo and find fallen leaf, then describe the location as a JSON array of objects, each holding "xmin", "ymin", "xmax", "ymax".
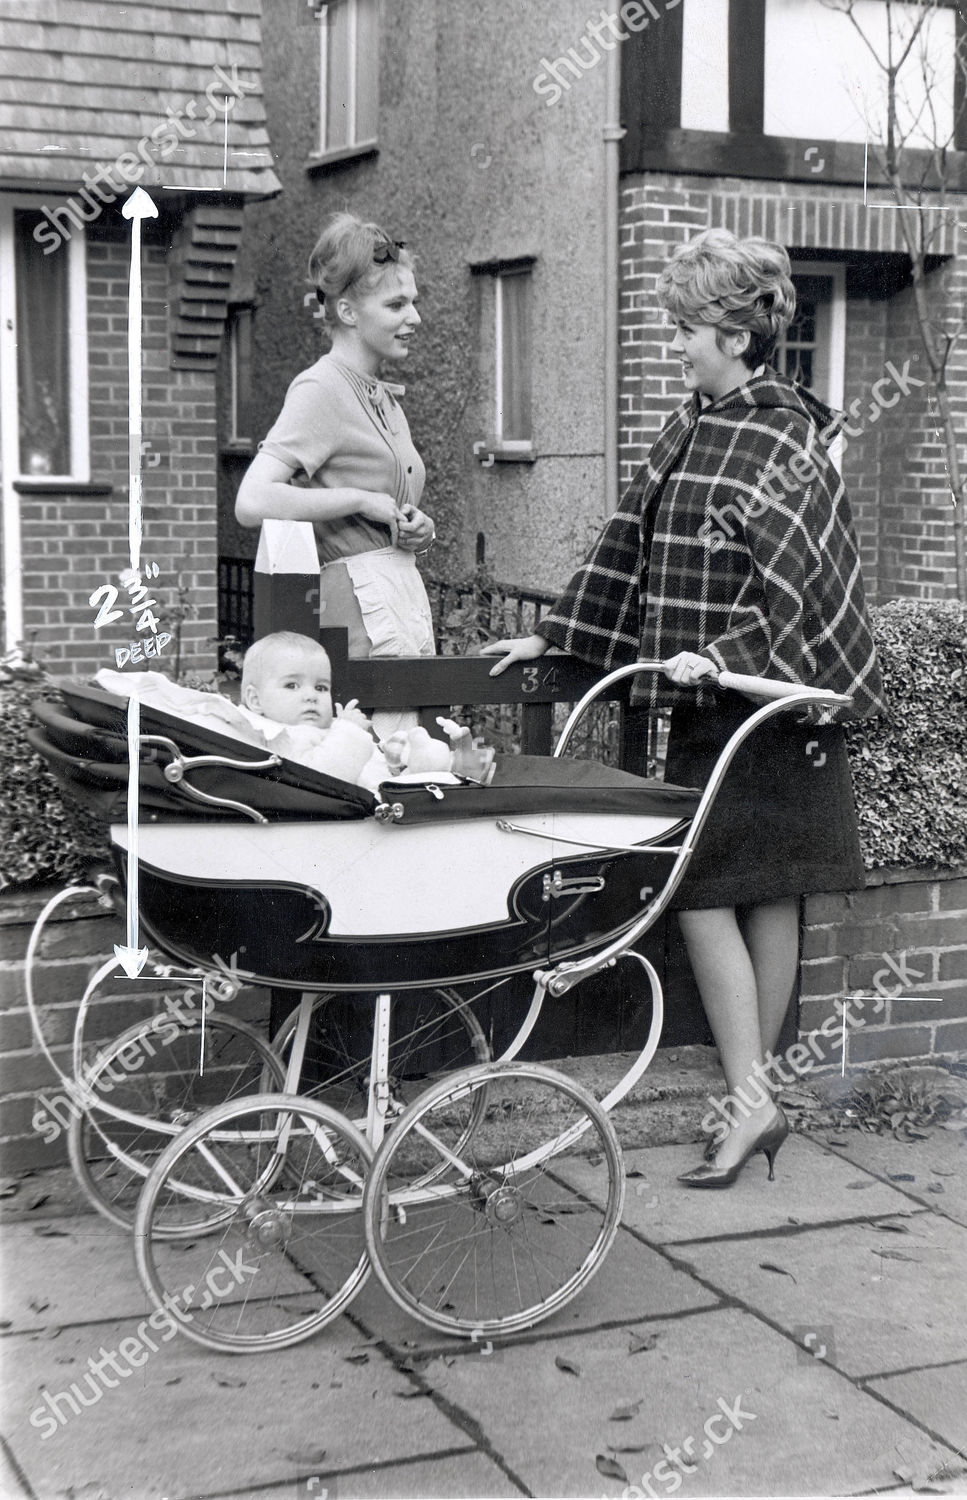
[
  {"xmin": 595, "ymin": 1455, "xmax": 629, "ymax": 1483},
  {"xmin": 846, "ymin": 1180, "xmax": 876, "ymax": 1190},
  {"xmin": 925, "ymin": 1183, "xmax": 945, "ymax": 1194},
  {"xmin": 609, "ymin": 1401, "xmax": 643, "ymax": 1421},
  {"xmin": 627, "ymin": 1331, "xmax": 659, "ymax": 1354},
  {"xmin": 759, "ymin": 1262, "xmax": 797, "ymax": 1282},
  {"xmin": 213, "ymin": 1376, "xmax": 245, "ymax": 1388},
  {"xmin": 344, "ymin": 1352, "xmax": 369, "ymax": 1365},
  {"xmin": 554, "ymin": 1354, "xmax": 582, "ymax": 1376}
]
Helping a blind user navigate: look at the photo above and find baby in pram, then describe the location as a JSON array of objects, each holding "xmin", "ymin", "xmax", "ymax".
[{"xmin": 95, "ymin": 631, "xmax": 490, "ymax": 792}]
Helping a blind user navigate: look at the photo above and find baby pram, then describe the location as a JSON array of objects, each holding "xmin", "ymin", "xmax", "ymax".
[{"xmin": 27, "ymin": 663, "xmax": 850, "ymax": 1352}]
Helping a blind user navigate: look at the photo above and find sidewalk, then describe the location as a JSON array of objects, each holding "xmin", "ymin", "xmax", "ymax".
[{"xmin": 1, "ymin": 1110, "xmax": 966, "ymax": 1499}]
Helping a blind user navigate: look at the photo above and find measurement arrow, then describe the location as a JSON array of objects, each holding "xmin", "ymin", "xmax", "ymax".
[{"xmin": 114, "ymin": 187, "xmax": 158, "ymax": 981}]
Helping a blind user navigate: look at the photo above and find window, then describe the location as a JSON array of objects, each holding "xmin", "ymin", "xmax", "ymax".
[
  {"xmin": 777, "ymin": 262, "xmax": 846, "ymax": 468},
  {"xmin": 777, "ymin": 264, "xmax": 846, "ymax": 411},
  {"xmin": 494, "ymin": 266, "xmax": 533, "ymax": 455},
  {"xmin": 227, "ymin": 305, "xmax": 255, "ymax": 448},
  {"xmin": 763, "ymin": 0, "xmax": 956, "ymax": 146},
  {"xmin": 316, "ymin": 0, "xmax": 378, "ymax": 159},
  {"xmin": 0, "ymin": 203, "xmax": 89, "ymax": 480},
  {"xmin": 0, "ymin": 196, "xmax": 89, "ymax": 650}
]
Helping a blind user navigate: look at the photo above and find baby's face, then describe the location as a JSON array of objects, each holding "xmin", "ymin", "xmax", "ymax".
[{"xmin": 245, "ymin": 645, "xmax": 334, "ymax": 728}]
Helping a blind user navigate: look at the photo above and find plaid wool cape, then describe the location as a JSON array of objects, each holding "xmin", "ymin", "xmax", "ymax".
[{"xmin": 537, "ymin": 370, "xmax": 885, "ymax": 721}]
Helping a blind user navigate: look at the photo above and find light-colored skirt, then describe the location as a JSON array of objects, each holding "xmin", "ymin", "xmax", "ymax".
[{"xmin": 319, "ymin": 547, "xmax": 435, "ymax": 738}]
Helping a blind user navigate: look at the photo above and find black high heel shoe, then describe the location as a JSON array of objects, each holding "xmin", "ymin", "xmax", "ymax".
[{"xmin": 679, "ymin": 1107, "xmax": 788, "ymax": 1189}]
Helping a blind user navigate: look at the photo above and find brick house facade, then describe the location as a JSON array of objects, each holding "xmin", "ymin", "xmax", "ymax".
[{"xmin": 0, "ymin": 0, "xmax": 280, "ymax": 676}]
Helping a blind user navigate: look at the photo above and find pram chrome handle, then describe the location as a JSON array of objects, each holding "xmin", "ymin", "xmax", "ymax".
[{"xmin": 553, "ymin": 662, "xmax": 853, "ymax": 759}]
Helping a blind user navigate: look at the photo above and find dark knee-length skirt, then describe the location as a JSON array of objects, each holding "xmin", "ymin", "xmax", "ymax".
[{"xmin": 663, "ymin": 698, "xmax": 865, "ymax": 911}]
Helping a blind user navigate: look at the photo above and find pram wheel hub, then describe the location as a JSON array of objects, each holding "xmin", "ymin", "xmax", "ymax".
[
  {"xmin": 243, "ymin": 1202, "xmax": 289, "ymax": 1249},
  {"xmin": 482, "ymin": 1181, "xmax": 523, "ymax": 1226}
]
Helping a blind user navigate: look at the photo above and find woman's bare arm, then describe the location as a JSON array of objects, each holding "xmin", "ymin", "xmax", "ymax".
[{"xmin": 235, "ymin": 451, "xmax": 403, "ymax": 532}]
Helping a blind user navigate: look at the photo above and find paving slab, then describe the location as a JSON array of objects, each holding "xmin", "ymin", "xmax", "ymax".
[
  {"xmin": 342, "ymin": 1213, "xmax": 719, "ymax": 1355},
  {"xmin": 868, "ymin": 1359, "xmax": 967, "ymax": 1454},
  {"xmin": 819, "ymin": 1128, "xmax": 967, "ymax": 1228},
  {"xmin": 411, "ymin": 1305, "xmax": 958, "ymax": 1498},
  {"xmin": 0, "ymin": 1214, "xmax": 153, "ymax": 1332},
  {"xmin": 673, "ymin": 1213, "xmax": 967, "ymax": 1379},
  {"xmin": 244, "ymin": 1450, "xmax": 522, "ymax": 1500},
  {"xmin": 556, "ymin": 1135, "xmax": 917, "ymax": 1245},
  {"xmin": 0, "ymin": 1313, "xmax": 470, "ymax": 1500}
]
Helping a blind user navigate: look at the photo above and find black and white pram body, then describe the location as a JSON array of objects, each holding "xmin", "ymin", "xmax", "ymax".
[{"xmin": 30, "ymin": 680, "xmax": 698, "ymax": 994}]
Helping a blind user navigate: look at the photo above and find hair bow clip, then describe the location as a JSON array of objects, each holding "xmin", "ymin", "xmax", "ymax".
[{"xmin": 373, "ymin": 236, "xmax": 406, "ymax": 265}]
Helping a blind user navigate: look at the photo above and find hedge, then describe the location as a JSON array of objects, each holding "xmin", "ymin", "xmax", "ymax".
[
  {"xmin": 1, "ymin": 598, "xmax": 965, "ymax": 889},
  {"xmin": 845, "ymin": 598, "xmax": 967, "ymax": 870}
]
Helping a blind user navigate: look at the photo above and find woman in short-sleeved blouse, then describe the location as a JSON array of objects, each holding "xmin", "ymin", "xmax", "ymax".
[{"xmin": 236, "ymin": 213, "xmax": 436, "ymax": 663}]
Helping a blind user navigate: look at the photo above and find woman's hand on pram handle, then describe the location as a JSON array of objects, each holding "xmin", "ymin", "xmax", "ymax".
[
  {"xmin": 666, "ymin": 659, "xmax": 854, "ymax": 711},
  {"xmin": 481, "ymin": 633, "xmax": 549, "ymax": 676},
  {"xmin": 662, "ymin": 651, "xmax": 718, "ymax": 687}
]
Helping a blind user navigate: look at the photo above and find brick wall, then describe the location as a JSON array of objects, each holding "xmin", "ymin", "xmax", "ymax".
[
  {"xmin": 0, "ymin": 887, "xmax": 268, "ymax": 1171},
  {"xmin": 3, "ymin": 867, "xmax": 964, "ymax": 1173},
  {"xmin": 618, "ymin": 173, "xmax": 966, "ymax": 602},
  {"xmin": 799, "ymin": 868, "xmax": 967, "ymax": 1069},
  {"xmin": 18, "ymin": 223, "xmax": 218, "ymax": 679}
]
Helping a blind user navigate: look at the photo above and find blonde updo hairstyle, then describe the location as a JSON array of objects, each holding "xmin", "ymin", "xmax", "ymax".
[
  {"xmin": 308, "ymin": 211, "xmax": 415, "ymax": 329},
  {"xmin": 657, "ymin": 229, "xmax": 796, "ymax": 368}
]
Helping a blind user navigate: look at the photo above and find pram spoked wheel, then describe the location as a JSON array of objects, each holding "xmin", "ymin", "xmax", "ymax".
[
  {"xmin": 362, "ymin": 1061, "xmax": 625, "ymax": 1338},
  {"xmin": 133, "ymin": 1092, "xmax": 373, "ymax": 1353},
  {"xmin": 69, "ymin": 1009, "xmax": 286, "ymax": 1232},
  {"xmin": 270, "ymin": 985, "xmax": 490, "ymax": 1137}
]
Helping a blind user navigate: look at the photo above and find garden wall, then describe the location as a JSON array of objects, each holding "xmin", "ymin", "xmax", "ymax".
[
  {"xmin": 3, "ymin": 867, "xmax": 965, "ymax": 1175},
  {"xmin": 0, "ymin": 887, "xmax": 267, "ymax": 1172},
  {"xmin": 799, "ymin": 868, "xmax": 967, "ymax": 1068}
]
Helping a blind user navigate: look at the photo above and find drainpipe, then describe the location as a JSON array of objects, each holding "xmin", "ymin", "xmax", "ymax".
[{"xmin": 603, "ymin": 45, "xmax": 625, "ymax": 515}]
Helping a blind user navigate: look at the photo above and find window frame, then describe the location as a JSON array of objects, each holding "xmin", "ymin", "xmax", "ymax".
[
  {"xmin": 781, "ymin": 259, "xmax": 847, "ymax": 468},
  {"xmin": 491, "ymin": 262, "xmax": 535, "ymax": 463},
  {"xmin": 0, "ymin": 193, "xmax": 90, "ymax": 651},
  {"xmin": 224, "ymin": 302, "xmax": 255, "ymax": 454},
  {"xmin": 0, "ymin": 194, "xmax": 90, "ymax": 484},
  {"xmin": 312, "ymin": 0, "xmax": 379, "ymax": 166}
]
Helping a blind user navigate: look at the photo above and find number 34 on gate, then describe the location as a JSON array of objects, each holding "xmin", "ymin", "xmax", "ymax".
[{"xmin": 521, "ymin": 665, "xmax": 558, "ymax": 694}]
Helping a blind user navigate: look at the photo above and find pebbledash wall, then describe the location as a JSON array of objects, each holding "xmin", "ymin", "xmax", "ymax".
[
  {"xmin": 617, "ymin": 175, "xmax": 967, "ymax": 603},
  {"xmin": 2, "ymin": 868, "xmax": 965, "ymax": 1172},
  {"xmin": 17, "ymin": 216, "xmax": 224, "ymax": 679}
]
